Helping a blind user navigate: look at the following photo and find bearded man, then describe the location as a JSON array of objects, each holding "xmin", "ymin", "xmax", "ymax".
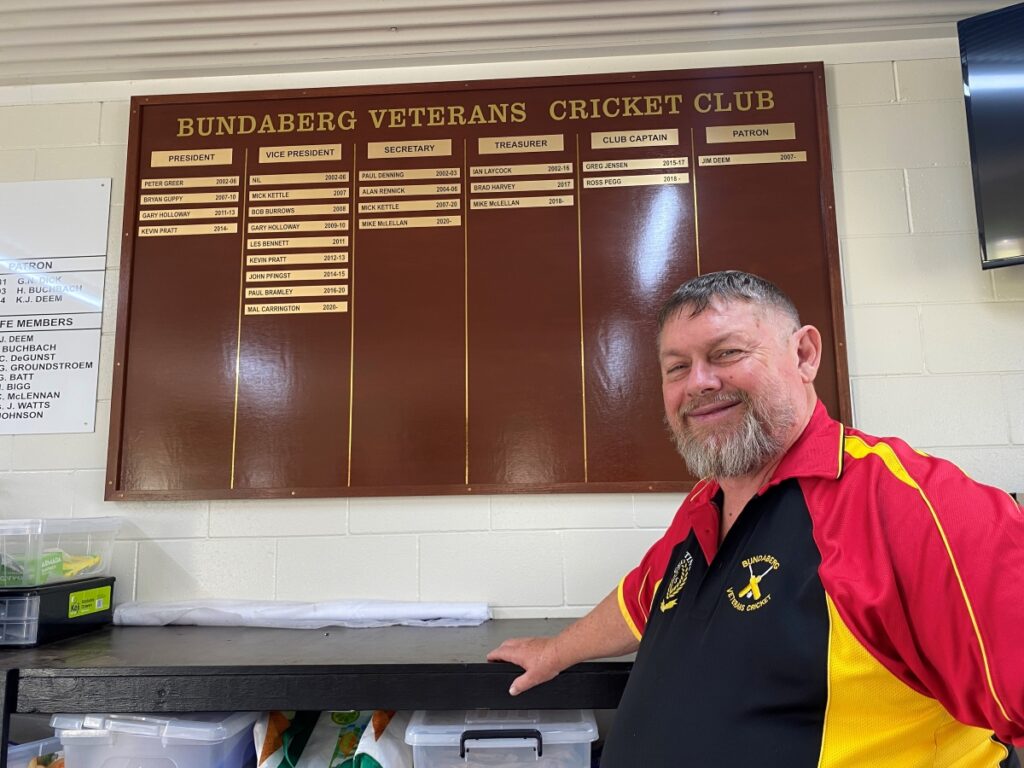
[{"xmin": 488, "ymin": 271, "xmax": 1024, "ymax": 767}]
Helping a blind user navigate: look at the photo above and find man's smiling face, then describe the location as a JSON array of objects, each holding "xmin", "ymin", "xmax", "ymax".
[{"xmin": 658, "ymin": 297, "xmax": 803, "ymax": 479}]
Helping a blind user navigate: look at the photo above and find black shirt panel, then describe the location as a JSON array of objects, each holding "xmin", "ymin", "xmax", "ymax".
[
  {"xmin": 601, "ymin": 479, "xmax": 829, "ymax": 768},
  {"xmin": 997, "ymin": 740, "xmax": 1022, "ymax": 768}
]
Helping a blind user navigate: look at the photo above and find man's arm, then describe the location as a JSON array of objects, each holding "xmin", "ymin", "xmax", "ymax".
[
  {"xmin": 486, "ymin": 588, "xmax": 639, "ymax": 695},
  {"xmin": 824, "ymin": 436, "xmax": 1024, "ymax": 744}
]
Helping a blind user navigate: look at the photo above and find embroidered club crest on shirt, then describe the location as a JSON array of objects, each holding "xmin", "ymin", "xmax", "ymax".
[
  {"xmin": 726, "ymin": 554, "xmax": 780, "ymax": 612},
  {"xmin": 659, "ymin": 551, "xmax": 693, "ymax": 613}
]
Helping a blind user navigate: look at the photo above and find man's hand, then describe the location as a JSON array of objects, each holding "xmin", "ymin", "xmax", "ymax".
[
  {"xmin": 486, "ymin": 636, "xmax": 565, "ymax": 696},
  {"xmin": 486, "ymin": 589, "xmax": 640, "ymax": 697}
]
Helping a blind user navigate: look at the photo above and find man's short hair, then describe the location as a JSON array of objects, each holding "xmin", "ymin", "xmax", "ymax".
[{"xmin": 657, "ymin": 270, "xmax": 801, "ymax": 334}]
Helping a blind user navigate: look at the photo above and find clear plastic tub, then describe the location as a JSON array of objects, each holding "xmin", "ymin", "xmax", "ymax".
[
  {"xmin": 7, "ymin": 735, "xmax": 62, "ymax": 768},
  {"xmin": 405, "ymin": 709, "xmax": 597, "ymax": 768},
  {"xmin": 0, "ymin": 517, "xmax": 120, "ymax": 587},
  {"xmin": 52, "ymin": 712, "xmax": 258, "ymax": 768}
]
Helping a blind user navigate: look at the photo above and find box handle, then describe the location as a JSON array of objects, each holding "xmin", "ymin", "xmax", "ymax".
[{"xmin": 459, "ymin": 728, "xmax": 544, "ymax": 758}]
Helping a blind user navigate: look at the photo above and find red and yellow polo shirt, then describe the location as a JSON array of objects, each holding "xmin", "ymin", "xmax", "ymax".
[{"xmin": 602, "ymin": 401, "xmax": 1023, "ymax": 768}]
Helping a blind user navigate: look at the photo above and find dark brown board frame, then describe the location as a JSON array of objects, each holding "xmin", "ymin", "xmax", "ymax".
[{"xmin": 106, "ymin": 63, "xmax": 848, "ymax": 500}]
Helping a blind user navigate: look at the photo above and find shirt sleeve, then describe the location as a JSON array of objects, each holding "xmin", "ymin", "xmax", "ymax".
[
  {"xmin": 837, "ymin": 436, "xmax": 1024, "ymax": 745},
  {"xmin": 617, "ymin": 509, "xmax": 691, "ymax": 641}
]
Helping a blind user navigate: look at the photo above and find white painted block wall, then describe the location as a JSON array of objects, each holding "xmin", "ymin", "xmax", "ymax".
[{"xmin": 0, "ymin": 38, "xmax": 1020, "ymax": 613}]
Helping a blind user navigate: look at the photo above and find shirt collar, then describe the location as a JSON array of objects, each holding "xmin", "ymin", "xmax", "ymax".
[
  {"xmin": 761, "ymin": 399, "xmax": 845, "ymax": 488},
  {"xmin": 684, "ymin": 400, "xmax": 844, "ymax": 552}
]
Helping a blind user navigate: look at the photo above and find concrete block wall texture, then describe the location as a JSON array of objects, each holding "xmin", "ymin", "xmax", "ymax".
[{"xmin": 0, "ymin": 40, "xmax": 1020, "ymax": 614}]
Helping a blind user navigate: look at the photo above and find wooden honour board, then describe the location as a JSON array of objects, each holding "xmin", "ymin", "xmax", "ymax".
[{"xmin": 106, "ymin": 63, "xmax": 849, "ymax": 500}]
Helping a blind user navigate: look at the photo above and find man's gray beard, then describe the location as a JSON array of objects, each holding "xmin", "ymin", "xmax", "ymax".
[{"xmin": 670, "ymin": 392, "xmax": 796, "ymax": 479}]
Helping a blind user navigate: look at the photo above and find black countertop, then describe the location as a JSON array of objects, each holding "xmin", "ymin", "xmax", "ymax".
[{"xmin": 0, "ymin": 619, "xmax": 632, "ymax": 713}]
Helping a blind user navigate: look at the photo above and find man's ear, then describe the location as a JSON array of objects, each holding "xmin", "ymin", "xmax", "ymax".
[{"xmin": 793, "ymin": 325, "xmax": 822, "ymax": 383}]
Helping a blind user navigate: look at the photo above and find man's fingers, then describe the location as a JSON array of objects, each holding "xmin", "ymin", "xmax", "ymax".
[
  {"xmin": 485, "ymin": 637, "xmax": 555, "ymax": 696},
  {"xmin": 487, "ymin": 643, "xmax": 533, "ymax": 695},
  {"xmin": 486, "ymin": 641, "xmax": 521, "ymax": 663},
  {"xmin": 486, "ymin": 644, "xmax": 513, "ymax": 662},
  {"xmin": 486, "ymin": 637, "xmax": 527, "ymax": 663},
  {"xmin": 509, "ymin": 671, "xmax": 534, "ymax": 696}
]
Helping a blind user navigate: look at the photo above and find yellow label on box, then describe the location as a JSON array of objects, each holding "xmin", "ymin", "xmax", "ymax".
[{"xmin": 68, "ymin": 585, "xmax": 111, "ymax": 618}]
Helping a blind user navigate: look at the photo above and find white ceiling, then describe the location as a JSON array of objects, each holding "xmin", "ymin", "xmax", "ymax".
[{"xmin": 0, "ymin": 0, "xmax": 1009, "ymax": 87}]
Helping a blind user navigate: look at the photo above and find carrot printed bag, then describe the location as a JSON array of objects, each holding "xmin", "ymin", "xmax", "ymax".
[
  {"xmin": 352, "ymin": 711, "xmax": 412, "ymax": 768},
  {"xmin": 255, "ymin": 710, "xmax": 372, "ymax": 768}
]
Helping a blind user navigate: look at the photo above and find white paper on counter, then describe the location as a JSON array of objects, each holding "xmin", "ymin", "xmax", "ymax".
[{"xmin": 114, "ymin": 599, "xmax": 491, "ymax": 628}]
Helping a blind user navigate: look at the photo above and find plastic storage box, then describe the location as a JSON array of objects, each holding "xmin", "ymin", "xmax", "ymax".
[
  {"xmin": 7, "ymin": 713, "xmax": 63, "ymax": 768},
  {"xmin": 51, "ymin": 711, "xmax": 258, "ymax": 768},
  {"xmin": 0, "ymin": 517, "xmax": 121, "ymax": 588},
  {"xmin": 0, "ymin": 576, "xmax": 115, "ymax": 647},
  {"xmin": 7, "ymin": 736, "xmax": 62, "ymax": 768},
  {"xmin": 405, "ymin": 709, "xmax": 598, "ymax": 767}
]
